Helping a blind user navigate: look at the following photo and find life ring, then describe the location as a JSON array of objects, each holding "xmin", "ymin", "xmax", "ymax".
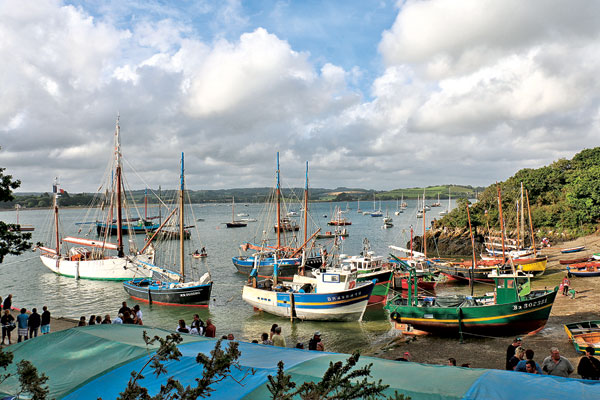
[
  {"xmin": 349, "ymin": 281, "xmax": 356, "ymax": 289},
  {"xmin": 390, "ymin": 312, "xmax": 400, "ymax": 321}
]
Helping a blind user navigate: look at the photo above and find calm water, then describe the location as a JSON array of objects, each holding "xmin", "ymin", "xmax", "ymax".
[{"xmin": 1, "ymin": 199, "xmax": 467, "ymax": 353}]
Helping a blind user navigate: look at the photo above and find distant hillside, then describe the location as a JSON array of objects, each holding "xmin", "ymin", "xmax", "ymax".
[
  {"xmin": 437, "ymin": 147, "xmax": 600, "ymax": 241},
  {"xmin": 4, "ymin": 184, "xmax": 483, "ymax": 209}
]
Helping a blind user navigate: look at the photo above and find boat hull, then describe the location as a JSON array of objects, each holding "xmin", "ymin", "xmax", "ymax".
[
  {"xmin": 567, "ymin": 263, "xmax": 600, "ymax": 277},
  {"xmin": 357, "ymin": 270, "xmax": 392, "ymax": 305},
  {"xmin": 96, "ymin": 222, "xmax": 159, "ymax": 235},
  {"xmin": 40, "ymin": 253, "xmax": 154, "ymax": 280},
  {"xmin": 564, "ymin": 321, "xmax": 600, "ymax": 354},
  {"xmin": 387, "ymin": 290, "xmax": 558, "ymax": 336},
  {"xmin": 436, "ymin": 263, "xmax": 509, "ymax": 283},
  {"xmin": 123, "ymin": 278, "xmax": 212, "ymax": 306},
  {"xmin": 242, "ymin": 282, "xmax": 374, "ymax": 321},
  {"xmin": 232, "ymin": 256, "xmax": 322, "ymax": 278}
]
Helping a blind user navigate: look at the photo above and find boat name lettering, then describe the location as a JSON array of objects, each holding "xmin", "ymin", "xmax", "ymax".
[
  {"xmin": 326, "ymin": 291, "xmax": 359, "ymax": 302},
  {"xmin": 512, "ymin": 297, "xmax": 547, "ymax": 311},
  {"xmin": 180, "ymin": 291, "xmax": 202, "ymax": 297}
]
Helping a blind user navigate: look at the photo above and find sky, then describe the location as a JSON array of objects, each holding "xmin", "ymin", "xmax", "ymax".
[{"xmin": 1, "ymin": 0, "xmax": 600, "ymax": 193}]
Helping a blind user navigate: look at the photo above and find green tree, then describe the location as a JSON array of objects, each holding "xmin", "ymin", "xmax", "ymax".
[
  {"xmin": 0, "ymin": 163, "xmax": 32, "ymax": 262},
  {"xmin": 267, "ymin": 351, "xmax": 409, "ymax": 400},
  {"xmin": 0, "ymin": 347, "xmax": 49, "ymax": 400}
]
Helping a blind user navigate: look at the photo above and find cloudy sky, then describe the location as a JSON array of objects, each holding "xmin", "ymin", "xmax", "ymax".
[{"xmin": 1, "ymin": 0, "xmax": 599, "ymax": 193}]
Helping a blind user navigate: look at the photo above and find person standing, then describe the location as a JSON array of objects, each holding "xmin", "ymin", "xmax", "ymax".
[
  {"xmin": 16, "ymin": 308, "xmax": 28, "ymax": 343},
  {"xmin": 204, "ymin": 319, "xmax": 216, "ymax": 338},
  {"xmin": 28, "ymin": 308, "xmax": 41, "ymax": 338},
  {"xmin": 190, "ymin": 314, "xmax": 204, "ymax": 335},
  {"xmin": 562, "ymin": 275, "xmax": 570, "ymax": 296},
  {"xmin": 508, "ymin": 347, "xmax": 525, "ymax": 371},
  {"xmin": 261, "ymin": 332, "xmax": 272, "ymax": 345},
  {"xmin": 577, "ymin": 346, "xmax": 600, "ymax": 380},
  {"xmin": 118, "ymin": 302, "xmax": 130, "ymax": 316},
  {"xmin": 542, "ymin": 347, "xmax": 574, "ymax": 377},
  {"xmin": 515, "ymin": 349, "xmax": 542, "ymax": 374},
  {"xmin": 112, "ymin": 313, "xmax": 123, "ymax": 324},
  {"xmin": 308, "ymin": 332, "xmax": 324, "ymax": 351},
  {"xmin": 133, "ymin": 305, "xmax": 143, "ymax": 325},
  {"xmin": 272, "ymin": 326, "xmax": 286, "ymax": 347},
  {"xmin": 101, "ymin": 314, "xmax": 112, "ymax": 324},
  {"xmin": 1, "ymin": 309, "xmax": 15, "ymax": 345},
  {"xmin": 506, "ymin": 338, "xmax": 522, "ymax": 370},
  {"xmin": 77, "ymin": 316, "xmax": 86, "ymax": 326},
  {"xmin": 3, "ymin": 294, "xmax": 12, "ymax": 311},
  {"xmin": 40, "ymin": 306, "xmax": 51, "ymax": 335},
  {"xmin": 525, "ymin": 360, "xmax": 539, "ymax": 374}
]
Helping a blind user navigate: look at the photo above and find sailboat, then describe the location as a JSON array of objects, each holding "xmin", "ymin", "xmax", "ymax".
[
  {"xmin": 9, "ymin": 204, "xmax": 35, "ymax": 232},
  {"xmin": 225, "ymin": 197, "xmax": 247, "ymax": 228},
  {"xmin": 370, "ymin": 197, "xmax": 383, "ymax": 217},
  {"xmin": 123, "ymin": 153, "xmax": 213, "ymax": 306},
  {"xmin": 356, "ymin": 199, "xmax": 362, "ymax": 213},
  {"xmin": 431, "ymin": 193, "xmax": 441, "ymax": 207},
  {"xmin": 439, "ymin": 188, "xmax": 451, "ymax": 216},
  {"xmin": 38, "ymin": 117, "xmax": 155, "ymax": 280},
  {"xmin": 394, "ymin": 198, "xmax": 403, "ymax": 215},
  {"xmin": 232, "ymin": 155, "xmax": 322, "ymax": 278},
  {"xmin": 328, "ymin": 206, "xmax": 351, "ymax": 226}
]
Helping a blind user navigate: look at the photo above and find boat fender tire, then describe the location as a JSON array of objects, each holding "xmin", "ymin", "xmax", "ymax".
[
  {"xmin": 390, "ymin": 312, "xmax": 400, "ymax": 321},
  {"xmin": 349, "ymin": 281, "xmax": 356, "ymax": 289}
]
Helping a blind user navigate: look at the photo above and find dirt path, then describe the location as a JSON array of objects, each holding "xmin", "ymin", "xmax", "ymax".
[{"xmin": 368, "ymin": 233, "xmax": 600, "ymax": 373}]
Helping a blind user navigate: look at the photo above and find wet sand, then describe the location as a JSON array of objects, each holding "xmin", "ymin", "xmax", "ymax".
[{"xmin": 368, "ymin": 234, "xmax": 600, "ymax": 372}]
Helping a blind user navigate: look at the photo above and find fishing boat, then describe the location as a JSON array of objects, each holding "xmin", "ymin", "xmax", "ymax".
[
  {"xmin": 8, "ymin": 204, "xmax": 35, "ymax": 232},
  {"xmin": 123, "ymin": 153, "xmax": 212, "ymax": 307},
  {"xmin": 242, "ymin": 256, "xmax": 374, "ymax": 321},
  {"xmin": 385, "ymin": 270, "xmax": 558, "ymax": 336},
  {"xmin": 38, "ymin": 118, "xmax": 155, "ymax": 280},
  {"xmin": 225, "ymin": 197, "xmax": 247, "ymax": 228},
  {"xmin": 561, "ymin": 246, "xmax": 586, "ymax": 254},
  {"xmin": 233, "ymin": 156, "xmax": 321, "ymax": 278},
  {"xmin": 274, "ymin": 216, "xmax": 299, "ymax": 232},
  {"xmin": 564, "ymin": 321, "xmax": 600, "ymax": 354},
  {"xmin": 316, "ymin": 228, "xmax": 349, "ymax": 239},
  {"xmin": 327, "ymin": 207, "xmax": 351, "ymax": 226},
  {"xmin": 566, "ymin": 262, "xmax": 600, "ymax": 277},
  {"xmin": 340, "ymin": 239, "xmax": 393, "ymax": 305}
]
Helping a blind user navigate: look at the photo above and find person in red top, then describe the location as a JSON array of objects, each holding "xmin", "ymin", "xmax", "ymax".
[
  {"xmin": 204, "ymin": 319, "xmax": 216, "ymax": 338},
  {"xmin": 562, "ymin": 275, "xmax": 570, "ymax": 296}
]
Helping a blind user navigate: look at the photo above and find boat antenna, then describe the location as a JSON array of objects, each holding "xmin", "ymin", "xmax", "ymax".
[{"xmin": 179, "ymin": 152, "xmax": 185, "ymax": 282}]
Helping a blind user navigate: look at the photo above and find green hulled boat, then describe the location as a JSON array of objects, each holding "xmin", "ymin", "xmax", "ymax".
[{"xmin": 385, "ymin": 270, "xmax": 558, "ymax": 337}]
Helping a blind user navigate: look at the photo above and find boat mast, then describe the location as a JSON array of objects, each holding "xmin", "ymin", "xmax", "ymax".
[
  {"xmin": 526, "ymin": 189, "xmax": 536, "ymax": 256},
  {"xmin": 497, "ymin": 183, "xmax": 509, "ymax": 269},
  {"xmin": 301, "ymin": 161, "xmax": 309, "ymax": 276},
  {"xmin": 179, "ymin": 153, "xmax": 185, "ymax": 282},
  {"xmin": 115, "ymin": 117, "xmax": 124, "ymax": 258},
  {"xmin": 53, "ymin": 178, "xmax": 60, "ymax": 257},
  {"xmin": 520, "ymin": 182, "xmax": 525, "ymax": 249},
  {"xmin": 144, "ymin": 187, "xmax": 148, "ymax": 221},
  {"xmin": 231, "ymin": 196, "xmax": 235, "ymax": 223},
  {"xmin": 466, "ymin": 203, "xmax": 476, "ymax": 296},
  {"xmin": 276, "ymin": 152, "xmax": 281, "ymax": 249},
  {"xmin": 422, "ymin": 198, "xmax": 427, "ymax": 258}
]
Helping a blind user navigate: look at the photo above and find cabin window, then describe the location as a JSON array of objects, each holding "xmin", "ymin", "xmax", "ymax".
[
  {"xmin": 507, "ymin": 280, "xmax": 515, "ymax": 288},
  {"xmin": 497, "ymin": 280, "xmax": 505, "ymax": 288},
  {"xmin": 323, "ymin": 273, "xmax": 340, "ymax": 283}
]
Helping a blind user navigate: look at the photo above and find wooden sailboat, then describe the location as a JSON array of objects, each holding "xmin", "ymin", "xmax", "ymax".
[
  {"xmin": 123, "ymin": 153, "xmax": 213, "ymax": 306},
  {"xmin": 225, "ymin": 196, "xmax": 247, "ymax": 228},
  {"xmin": 38, "ymin": 118, "xmax": 155, "ymax": 280},
  {"xmin": 439, "ymin": 188, "xmax": 450, "ymax": 216},
  {"xmin": 232, "ymin": 155, "xmax": 322, "ymax": 278},
  {"xmin": 8, "ymin": 204, "xmax": 35, "ymax": 232}
]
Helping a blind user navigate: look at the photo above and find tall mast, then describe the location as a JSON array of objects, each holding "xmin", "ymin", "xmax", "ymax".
[
  {"xmin": 53, "ymin": 178, "xmax": 60, "ymax": 257},
  {"xmin": 144, "ymin": 187, "xmax": 148, "ymax": 220},
  {"xmin": 526, "ymin": 189, "xmax": 536, "ymax": 256},
  {"xmin": 115, "ymin": 116, "xmax": 124, "ymax": 258},
  {"xmin": 520, "ymin": 182, "xmax": 525, "ymax": 249},
  {"xmin": 422, "ymin": 198, "xmax": 427, "ymax": 258},
  {"xmin": 231, "ymin": 196, "xmax": 235, "ymax": 223},
  {"xmin": 496, "ymin": 183, "xmax": 507, "ymax": 262},
  {"xmin": 466, "ymin": 203, "xmax": 476, "ymax": 296},
  {"xmin": 179, "ymin": 152, "xmax": 185, "ymax": 281},
  {"xmin": 303, "ymin": 161, "xmax": 308, "ymax": 246},
  {"xmin": 276, "ymin": 152, "xmax": 281, "ymax": 249}
]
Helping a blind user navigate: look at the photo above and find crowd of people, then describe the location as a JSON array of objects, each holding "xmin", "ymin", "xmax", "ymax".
[
  {"xmin": 1, "ymin": 294, "xmax": 51, "ymax": 345},
  {"xmin": 505, "ymin": 337, "xmax": 600, "ymax": 379}
]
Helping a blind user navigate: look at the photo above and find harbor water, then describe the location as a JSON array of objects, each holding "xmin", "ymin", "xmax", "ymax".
[{"xmin": 0, "ymin": 198, "xmax": 472, "ymax": 353}]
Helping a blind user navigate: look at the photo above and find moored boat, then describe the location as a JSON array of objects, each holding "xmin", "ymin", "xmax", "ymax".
[
  {"xmin": 385, "ymin": 270, "xmax": 558, "ymax": 336},
  {"xmin": 38, "ymin": 118, "xmax": 155, "ymax": 280},
  {"xmin": 561, "ymin": 245, "xmax": 586, "ymax": 254},
  {"xmin": 564, "ymin": 321, "xmax": 600, "ymax": 354},
  {"xmin": 123, "ymin": 153, "xmax": 213, "ymax": 307},
  {"xmin": 566, "ymin": 262, "xmax": 600, "ymax": 277}
]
